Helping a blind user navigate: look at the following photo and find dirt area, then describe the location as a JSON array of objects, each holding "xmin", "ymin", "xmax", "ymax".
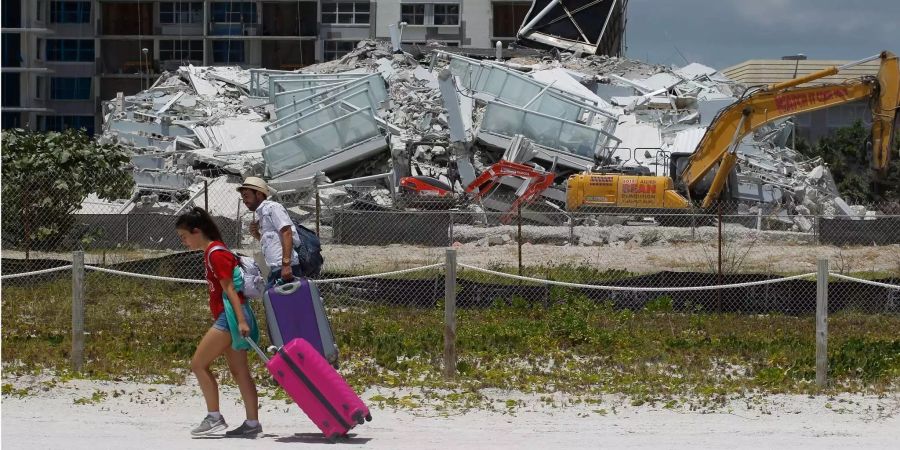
[
  {"xmin": 2, "ymin": 377, "xmax": 898, "ymax": 449},
  {"xmin": 323, "ymin": 242, "xmax": 900, "ymax": 275}
]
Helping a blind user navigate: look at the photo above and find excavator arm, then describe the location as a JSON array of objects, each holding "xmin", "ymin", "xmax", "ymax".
[{"xmin": 681, "ymin": 51, "xmax": 900, "ymax": 208}]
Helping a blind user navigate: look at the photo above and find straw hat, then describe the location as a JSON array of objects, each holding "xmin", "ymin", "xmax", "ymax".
[{"xmin": 236, "ymin": 177, "xmax": 274, "ymax": 196}]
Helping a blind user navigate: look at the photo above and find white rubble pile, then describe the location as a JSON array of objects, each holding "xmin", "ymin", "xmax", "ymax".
[{"xmin": 92, "ymin": 39, "xmax": 875, "ymax": 226}]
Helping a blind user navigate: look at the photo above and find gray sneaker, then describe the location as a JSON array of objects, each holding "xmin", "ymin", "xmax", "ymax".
[
  {"xmin": 225, "ymin": 421, "xmax": 263, "ymax": 438},
  {"xmin": 191, "ymin": 414, "xmax": 227, "ymax": 436}
]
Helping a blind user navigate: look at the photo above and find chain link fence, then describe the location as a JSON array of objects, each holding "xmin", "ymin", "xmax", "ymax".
[{"xmin": 2, "ymin": 174, "xmax": 899, "ymax": 391}]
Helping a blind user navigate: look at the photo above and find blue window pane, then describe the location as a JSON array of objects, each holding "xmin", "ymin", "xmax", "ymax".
[
  {"xmin": 50, "ymin": 2, "xmax": 91, "ymax": 23},
  {"xmin": 211, "ymin": 2, "xmax": 256, "ymax": 22},
  {"xmin": 46, "ymin": 39, "xmax": 93, "ymax": 61},
  {"xmin": 50, "ymin": 77, "xmax": 91, "ymax": 100},
  {"xmin": 212, "ymin": 41, "xmax": 244, "ymax": 63}
]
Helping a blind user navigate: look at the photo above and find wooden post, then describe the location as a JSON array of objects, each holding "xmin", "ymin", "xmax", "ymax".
[
  {"xmin": 816, "ymin": 258, "xmax": 829, "ymax": 388},
  {"xmin": 443, "ymin": 248, "xmax": 458, "ymax": 379},
  {"xmin": 72, "ymin": 251, "xmax": 85, "ymax": 372},
  {"xmin": 204, "ymin": 179, "xmax": 209, "ymax": 212}
]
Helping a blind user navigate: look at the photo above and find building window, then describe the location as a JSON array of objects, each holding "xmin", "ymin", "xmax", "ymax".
[
  {"xmin": 2, "ymin": 112, "xmax": 22, "ymax": 129},
  {"xmin": 35, "ymin": 76, "xmax": 44, "ymax": 99},
  {"xmin": 50, "ymin": 1, "xmax": 90, "ymax": 23},
  {"xmin": 2, "ymin": 73, "xmax": 21, "ymax": 107},
  {"xmin": 2, "ymin": 0, "xmax": 23, "ymax": 28},
  {"xmin": 324, "ymin": 40, "xmax": 355, "ymax": 61},
  {"xmin": 2, "ymin": 33, "xmax": 22, "ymax": 67},
  {"xmin": 321, "ymin": 2, "xmax": 369, "ymax": 25},
  {"xmin": 401, "ymin": 4, "xmax": 425, "ymax": 25},
  {"xmin": 212, "ymin": 40, "xmax": 244, "ymax": 63},
  {"xmin": 159, "ymin": 2, "xmax": 202, "ymax": 24},
  {"xmin": 50, "ymin": 77, "xmax": 92, "ymax": 100},
  {"xmin": 160, "ymin": 40, "xmax": 203, "ymax": 61},
  {"xmin": 433, "ymin": 4, "xmax": 459, "ymax": 25},
  {"xmin": 492, "ymin": 2, "xmax": 530, "ymax": 38},
  {"xmin": 39, "ymin": 115, "xmax": 95, "ymax": 135},
  {"xmin": 36, "ymin": 0, "xmax": 44, "ymax": 21},
  {"xmin": 46, "ymin": 39, "xmax": 94, "ymax": 62},
  {"xmin": 211, "ymin": 2, "xmax": 257, "ymax": 23}
]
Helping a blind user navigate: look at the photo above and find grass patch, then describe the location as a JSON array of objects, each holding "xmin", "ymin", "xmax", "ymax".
[{"xmin": 3, "ymin": 273, "xmax": 899, "ymax": 409}]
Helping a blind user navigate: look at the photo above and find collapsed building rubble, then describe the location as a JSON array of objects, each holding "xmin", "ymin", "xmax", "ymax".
[{"xmin": 90, "ymin": 39, "xmax": 880, "ymax": 236}]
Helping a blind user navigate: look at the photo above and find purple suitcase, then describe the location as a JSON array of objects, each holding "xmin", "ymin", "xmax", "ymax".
[{"xmin": 263, "ymin": 279, "xmax": 339, "ymax": 364}]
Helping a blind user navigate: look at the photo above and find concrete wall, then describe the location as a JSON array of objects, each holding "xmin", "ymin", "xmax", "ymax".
[{"xmin": 373, "ymin": 0, "xmax": 491, "ymax": 47}]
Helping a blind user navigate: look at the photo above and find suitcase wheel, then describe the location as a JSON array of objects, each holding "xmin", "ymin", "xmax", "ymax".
[
  {"xmin": 326, "ymin": 432, "xmax": 340, "ymax": 443},
  {"xmin": 365, "ymin": 413, "xmax": 372, "ymax": 422},
  {"xmin": 352, "ymin": 411, "xmax": 365, "ymax": 425}
]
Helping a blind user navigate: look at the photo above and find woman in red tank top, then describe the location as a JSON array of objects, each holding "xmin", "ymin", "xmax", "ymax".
[{"xmin": 175, "ymin": 207, "xmax": 262, "ymax": 437}]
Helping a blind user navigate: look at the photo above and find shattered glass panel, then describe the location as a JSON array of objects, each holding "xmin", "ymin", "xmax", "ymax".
[
  {"xmin": 522, "ymin": 113, "xmax": 562, "ymax": 149},
  {"xmin": 479, "ymin": 103, "xmax": 526, "ymax": 137},
  {"xmin": 269, "ymin": 87, "xmax": 376, "ymax": 129},
  {"xmin": 480, "ymin": 101, "xmax": 605, "ymax": 159},
  {"xmin": 263, "ymin": 102, "xmax": 353, "ymax": 144},
  {"xmin": 481, "ymin": 70, "xmax": 507, "ymax": 96},
  {"xmin": 274, "ymin": 80, "xmax": 350, "ymax": 109},
  {"xmin": 559, "ymin": 122, "xmax": 599, "ymax": 158},
  {"xmin": 274, "ymin": 76, "xmax": 386, "ymax": 118},
  {"xmin": 263, "ymin": 109, "xmax": 382, "ymax": 177},
  {"xmin": 499, "ymin": 77, "xmax": 542, "ymax": 106},
  {"xmin": 529, "ymin": 94, "xmax": 581, "ymax": 122}
]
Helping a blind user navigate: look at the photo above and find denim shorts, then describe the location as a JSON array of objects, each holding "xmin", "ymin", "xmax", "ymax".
[{"xmin": 212, "ymin": 303, "xmax": 254, "ymax": 332}]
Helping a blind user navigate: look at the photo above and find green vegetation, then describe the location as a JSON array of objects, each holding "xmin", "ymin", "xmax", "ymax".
[
  {"xmin": 1, "ymin": 128, "xmax": 134, "ymax": 251},
  {"xmin": 796, "ymin": 121, "xmax": 900, "ymax": 204}
]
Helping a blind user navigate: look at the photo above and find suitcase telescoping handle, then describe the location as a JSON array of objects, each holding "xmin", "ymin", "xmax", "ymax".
[
  {"xmin": 244, "ymin": 337, "xmax": 270, "ymax": 363},
  {"xmin": 273, "ymin": 280, "xmax": 302, "ymax": 294}
]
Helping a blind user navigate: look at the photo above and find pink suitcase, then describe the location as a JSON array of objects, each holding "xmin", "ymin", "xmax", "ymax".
[{"xmin": 246, "ymin": 337, "xmax": 370, "ymax": 440}]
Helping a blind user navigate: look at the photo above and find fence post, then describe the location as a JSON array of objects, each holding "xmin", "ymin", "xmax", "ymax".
[
  {"xmin": 72, "ymin": 251, "xmax": 85, "ymax": 372},
  {"xmin": 517, "ymin": 204, "xmax": 523, "ymax": 276},
  {"xmin": 449, "ymin": 211, "xmax": 454, "ymax": 244},
  {"xmin": 204, "ymin": 179, "xmax": 209, "ymax": 212},
  {"xmin": 816, "ymin": 257, "xmax": 829, "ymax": 388},
  {"xmin": 443, "ymin": 248, "xmax": 458, "ymax": 379},
  {"xmin": 717, "ymin": 202, "xmax": 723, "ymax": 312},
  {"xmin": 315, "ymin": 187, "xmax": 321, "ymax": 236}
]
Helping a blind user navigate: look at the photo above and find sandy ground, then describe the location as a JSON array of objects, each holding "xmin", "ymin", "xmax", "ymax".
[{"xmin": 2, "ymin": 377, "xmax": 898, "ymax": 449}]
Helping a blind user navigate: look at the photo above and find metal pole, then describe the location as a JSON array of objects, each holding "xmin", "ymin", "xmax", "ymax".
[
  {"xmin": 24, "ymin": 187, "xmax": 31, "ymax": 260},
  {"xmin": 204, "ymin": 180, "xmax": 209, "ymax": 212},
  {"xmin": 517, "ymin": 204, "xmax": 523, "ymax": 276},
  {"xmin": 315, "ymin": 188, "xmax": 321, "ymax": 236},
  {"xmin": 449, "ymin": 211, "xmax": 454, "ymax": 244},
  {"xmin": 717, "ymin": 202, "xmax": 723, "ymax": 312},
  {"xmin": 443, "ymin": 248, "xmax": 458, "ymax": 379},
  {"xmin": 236, "ymin": 199, "xmax": 242, "ymax": 248},
  {"xmin": 72, "ymin": 251, "xmax": 85, "ymax": 372},
  {"xmin": 816, "ymin": 258, "xmax": 829, "ymax": 388}
]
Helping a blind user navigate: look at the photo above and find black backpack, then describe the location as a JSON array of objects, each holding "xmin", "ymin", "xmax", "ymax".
[{"xmin": 294, "ymin": 223, "xmax": 324, "ymax": 278}]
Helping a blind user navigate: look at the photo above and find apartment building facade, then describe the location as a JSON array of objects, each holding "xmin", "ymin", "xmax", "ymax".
[{"xmin": 1, "ymin": 1, "xmax": 621, "ymax": 135}]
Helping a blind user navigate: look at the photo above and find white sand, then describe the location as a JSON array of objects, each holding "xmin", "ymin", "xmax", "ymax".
[{"xmin": 3, "ymin": 377, "xmax": 898, "ymax": 449}]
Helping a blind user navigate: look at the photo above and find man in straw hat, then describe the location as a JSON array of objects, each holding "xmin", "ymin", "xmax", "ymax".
[{"xmin": 237, "ymin": 177, "xmax": 303, "ymax": 288}]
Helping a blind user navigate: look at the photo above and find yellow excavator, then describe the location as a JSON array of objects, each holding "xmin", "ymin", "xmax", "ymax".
[{"xmin": 567, "ymin": 50, "xmax": 900, "ymax": 212}]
